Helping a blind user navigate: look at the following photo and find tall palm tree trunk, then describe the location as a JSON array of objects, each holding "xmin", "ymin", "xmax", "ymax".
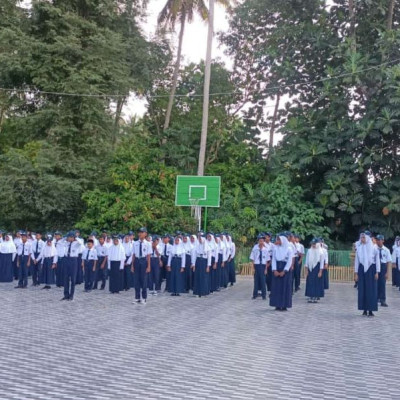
[
  {"xmin": 387, "ymin": 0, "xmax": 395, "ymax": 30},
  {"xmin": 197, "ymin": 0, "xmax": 214, "ymax": 176},
  {"xmin": 163, "ymin": 16, "xmax": 186, "ymax": 131}
]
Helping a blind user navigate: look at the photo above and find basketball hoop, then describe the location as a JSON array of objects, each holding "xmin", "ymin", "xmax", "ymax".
[{"xmin": 189, "ymin": 198, "xmax": 202, "ymax": 231}]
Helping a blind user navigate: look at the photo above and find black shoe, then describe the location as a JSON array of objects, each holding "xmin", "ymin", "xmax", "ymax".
[
  {"xmin": 14, "ymin": 286, "xmax": 22, "ymax": 289},
  {"xmin": 252, "ymin": 297, "xmax": 257, "ymax": 300},
  {"xmin": 368, "ymin": 311, "xmax": 374, "ymax": 317},
  {"xmin": 381, "ymin": 302, "xmax": 388, "ymax": 307},
  {"xmin": 282, "ymin": 307, "xmax": 287, "ymax": 311},
  {"xmin": 41, "ymin": 286, "xmax": 47, "ymax": 290},
  {"xmin": 46, "ymin": 286, "xmax": 51, "ymax": 289},
  {"xmin": 230, "ymin": 283, "xmax": 234, "ymax": 286},
  {"xmin": 362, "ymin": 311, "xmax": 367, "ymax": 316},
  {"xmin": 100, "ymin": 286, "xmax": 105, "ymax": 290},
  {"xmin": 92, "ymin": 287, "xmax": 98, "ymax": 290},
  {"xmin": 60, "ymin": 297, "xmax": 69, "ymax": 301},
  {"xmin": 262, "ymin": 297, "xmax": 266, "ymax": 300}
]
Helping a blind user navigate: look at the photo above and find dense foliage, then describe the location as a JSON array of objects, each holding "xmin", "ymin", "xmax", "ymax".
[{"xmin": 1, "ymin": 0, "xmax": 400, "ymax": 247}]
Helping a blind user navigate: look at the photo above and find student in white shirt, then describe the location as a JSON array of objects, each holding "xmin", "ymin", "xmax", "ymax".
[
  {"xmin": 15, "ymin": 232, "xmax": 32, "ymax": 289},
  {"xmin": 375, "ymin": 234, "xmax": 392, "ymax": 307},
  {"xmin": 354, "ymin": 232, "xmax": 380, "ymax": 317},
  {"xmin": 0, "ymin": 233, "xmax": 17, "ymax": 283},
  {"xmin": 37, "ymin": 235, "xmax": 58, "ymax": 289},
  {"xmin": 31, "ymin": 232, "xmax": 45, "ymax": 287},
  {"xmin": 131, "ymin": 227, "xmax": 151, "ymax": 304},
  {"xmin": 82, "ymin": 239, "xmax": 98, "ymax": 292},
  {"xmin": 107, "ymin": 235, "xmax": 125, "ymax": 294},
  {"xmin": 250, "ymin": 233, "xmax": 270, "ymax": 300}
]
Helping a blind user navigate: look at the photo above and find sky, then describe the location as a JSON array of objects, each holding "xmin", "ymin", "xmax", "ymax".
[{"xmin": 126, "ymin": 0, "xmax": 233, "ymax": 118}]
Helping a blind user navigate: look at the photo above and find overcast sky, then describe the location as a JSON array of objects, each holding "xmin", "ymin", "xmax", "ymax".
[{"xmin": 126, "ymin": 0, "xmax": 232, "ymax": 118}]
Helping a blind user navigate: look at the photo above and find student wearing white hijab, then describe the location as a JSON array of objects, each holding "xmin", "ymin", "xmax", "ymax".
[
  {"xmin": 354, "ymin": 232, "xmax": 381, "ymax": 316},
  {"xmin": 226, "ymin": 234, "xmax": 236, "ymax": 286},
  {"xmin": 269, "ymin": 235, "xmax": 294, "ymax": 311},
  {"xmin": 207, "ymin": 233, "xmax": 219, "ymax": 293},
  {"xmin": 0, "ymin": 233, "xmax": 17, "ymax": 282},
  {"xmin": 167, "ymin": 237, "xmax": 186, "ymax": 296},
  {"xmin": 107, "ymin": 235, "xmax": 126, "ymax": 294},
  {"xmin": 392, "ymin": 236, "xmax": 400, "ymax": 288},
  {"xmin": 220, "ymin": 234, "xmax": 230, "ymax": 289},
  {"xmin": 304, "ymin": 239, "xmax": 325, "ymax": 303},
  {"xmin": 37, "ymin": 235, "xmax": 58, "ymax": 289},
  {"xmin": 182, "ymin": 235, "xmax": 194, "ymax": 292},
  {"xmin": 191, "ymin": 234, "xmax": 212, "ymax": 297},
  {"xmin": 214, "ymin": 234, "xmax": 225, "ymax": 292}
]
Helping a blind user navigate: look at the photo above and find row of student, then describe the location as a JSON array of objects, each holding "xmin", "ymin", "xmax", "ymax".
[
  {"xmin": 250, "ymin": 232, "xmax": 329, "ymax": 310},
  {"xmin": 0, "ymin": 229, "xmax": 237, "ymax": 303},
  {"xmin": 355, "ymin": 232, "xmax": 400, "ymax": 315}
]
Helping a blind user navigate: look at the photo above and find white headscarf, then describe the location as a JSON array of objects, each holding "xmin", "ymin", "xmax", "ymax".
[
  {"xmin": 274, "ymin": 235, "xmax": 290, "ymax": 261},
  {"xmin": 0, "ymin": 235, "xmax": 17, "ymax": 254},
  {"xmin": 306, "ymin": 243, "xmax": 323, "ymax": 271},
  {"xmin": 196, "ymin": 236, "xmax": 210, "ymax": 253},
  {"xmin": 183, "ymin": 236, "xmax": 193, "ymax": 252},
  {"xmin": 171, "ymin": 238, "xmax": 185, "ymax": 256},
  {"xmin": 42, "ymin": 240, "xmax": 57, "ymax": 258},
  {"xmin": 356, "ymin": 234, "xmax": 375, "ymax": 269},
  {"xmin": 215, "ymin": 236, "xmax": 226, "ymax": 252}
]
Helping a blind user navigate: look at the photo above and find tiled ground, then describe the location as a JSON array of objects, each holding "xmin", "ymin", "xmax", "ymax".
[{"xmin": 1, "ymin": 276, "xmax": 400, "ymax": 399}]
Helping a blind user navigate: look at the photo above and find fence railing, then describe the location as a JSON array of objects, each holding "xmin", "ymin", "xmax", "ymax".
[{"xmin": 236, "ymin": 248, "xmax": 396, "ymax": 283}]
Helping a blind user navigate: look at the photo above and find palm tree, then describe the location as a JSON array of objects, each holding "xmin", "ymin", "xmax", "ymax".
[
  {"xmin": 158, "ymin": 0, "xmax": 208, "ymax": 132},
  {"xmin": 197, "ymin": 0, "xmax": 229, "ymax": 176}
]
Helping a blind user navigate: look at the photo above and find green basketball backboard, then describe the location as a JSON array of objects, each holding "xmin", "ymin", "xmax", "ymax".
[{"xmin": 175, "ymin": 175, "xmax": 221, "ymax": 207}]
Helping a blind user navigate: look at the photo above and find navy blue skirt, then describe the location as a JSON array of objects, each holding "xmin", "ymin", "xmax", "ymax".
[
  {"xmin": 270, "ymin": 261, "xmax": 292, "ymax": 309},
  {"xmin": 169, "ymin": 256, "xmax": 185, "ymax": 293},
  {"xmin": 0, "ymin": 253, "xmax": 13, "ymax": 282},
  {"xmin": 109, "ymin": 261, "xmax": 122, "ymax": 293},
  {"xmin": 40, "ymin": 257, "xmax": 56, "ymax": 285},
  {"xmin": 193, "ymin": 258, "xmax": 210, "ymax": 296},
  {"xmin": 358, "ymin": 264, "xmax": 378, "ymax": 311},
  {"xmin": 305, "ymin": 264, "xmax": 324, "ymax": 298}
]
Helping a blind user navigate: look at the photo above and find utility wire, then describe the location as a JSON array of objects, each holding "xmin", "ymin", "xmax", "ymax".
[{"xmin": 0, "ymin": 57, "xmax": 399, "ymax": 99}]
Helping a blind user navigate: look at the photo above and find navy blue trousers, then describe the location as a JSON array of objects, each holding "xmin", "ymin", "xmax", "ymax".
[
  {"xmin": 148, "ymin": 257, "xmax": 160, "ymax": 291},
  {"xmin": 253, "ymin": 264, "xmax": 266, "ymax": 299},
  {"xmin": 377, "ymin": 263, "xmax": 387, "ymax": 302},
  {"xmin": 84, "ymin": 260, "xmax": 95, "ymax": 290},
  {"xmin": 18, "ymin": 255, "xmax": 30, "ymax": 287},
  {"xmin": 32, "ymin": 252, "xmax": 41, "ymax": 285},
  {"xmin": 63, "ymin": 257, "xmax": 78, "ymax": 299},
  {"xmin": 94, "ymin": 256, "xmax": 106, "ymax": 289},
  {"xmin": 134, "ymin": 258, "xmax": 148, "ymax": 300},
  {"xmin": 293, "ymin": 258, "xmax": 302, "ymax": 291}
]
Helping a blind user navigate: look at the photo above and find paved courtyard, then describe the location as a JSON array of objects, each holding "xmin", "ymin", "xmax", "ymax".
[{"xmin": 1, "ymin": 276, "xmax": 400, "ymax": 399}]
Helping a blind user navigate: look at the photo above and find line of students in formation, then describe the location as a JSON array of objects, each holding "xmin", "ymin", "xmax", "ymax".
[
  {"xmin": 250, "ymin": 230, "xmax": 400, "ymax": 316},
  {"xmin": 354, "ymin": 231, "xmax": 400, "ymax": 316},
  {"xmin": 250, "ymin": 232, "xmax": 329, "ymax": 311},
  {"xmin": 0, "ymin": 228, "xmax": 237, "ymax": 303}
]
